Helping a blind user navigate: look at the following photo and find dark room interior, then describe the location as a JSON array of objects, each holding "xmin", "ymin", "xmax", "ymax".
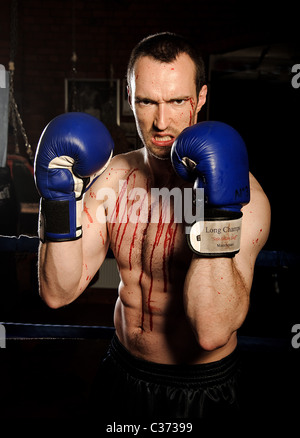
[{"xmin": 0, "ymin": 0, "xmax": 299, "ymax": 427}]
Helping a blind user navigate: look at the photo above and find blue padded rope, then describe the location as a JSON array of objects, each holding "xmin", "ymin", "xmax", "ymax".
[{"xmin": 0, "ymin": 322, "xmax": 290, "ymax": 352}]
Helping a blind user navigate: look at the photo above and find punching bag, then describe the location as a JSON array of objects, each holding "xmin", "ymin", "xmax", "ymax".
[
  {"xmin": 0, "ymin": 166, "xmax": 19, "ymax": 235},
  {"xmin": 0, "ymin": 68, "xmax": 9, "ymax": 167},
  {"xmin": 0, "ymin": 68, "xmax": 19, "ymax": 236}
]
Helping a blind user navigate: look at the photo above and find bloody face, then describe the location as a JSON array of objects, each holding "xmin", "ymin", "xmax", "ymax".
[{"xmin": 128, "ymin": 53, "xmax": 207, "ymax": 160}]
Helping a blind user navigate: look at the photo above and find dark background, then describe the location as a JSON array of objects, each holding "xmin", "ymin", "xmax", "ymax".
[
  {"xmin": 0, "ymin": 0, "xmax": 298, "ymax": 248},
  {"xmin": 0, "ymin": 0, "xmax": 299, "ymax": 423}
]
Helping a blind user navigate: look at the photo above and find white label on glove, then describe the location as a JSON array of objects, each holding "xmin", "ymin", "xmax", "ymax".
[
  {"xmin": 76, "ymin": 199, "xmax": 83, "ymax": 235},
  {"xmin": 188, "ymin": 217, "xmax": 242, "ymax": 256}
]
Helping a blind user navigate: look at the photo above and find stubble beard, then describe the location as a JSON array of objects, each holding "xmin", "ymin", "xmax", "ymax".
[{"xmin": 147, "ymin": 146, "xmax": 172, "ymax": 161}]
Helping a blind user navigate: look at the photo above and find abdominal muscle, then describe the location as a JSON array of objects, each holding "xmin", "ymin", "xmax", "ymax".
[
  {"xmin": 110, "ymin": 197, "xmax": 202, "ymax": 364},
  {"xmin": 112, "ymin": 227, "xmax": 237, "ymax": 365},
  {"xmin": 114, "ymin": 279, "xmax": 203, "ymax": 365},
  {"xmin": 106, "ymin": 161, "xmax": 237, "ymax": 365}
]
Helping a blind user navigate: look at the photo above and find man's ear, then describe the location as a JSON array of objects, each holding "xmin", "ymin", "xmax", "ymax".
[
  {"xmin": 196, "ymin": 85, "xmax": 208, "ymax": 113},
  {"xmin": 127, "ymin": 85, "xmax": 133, "ymax": 109}
]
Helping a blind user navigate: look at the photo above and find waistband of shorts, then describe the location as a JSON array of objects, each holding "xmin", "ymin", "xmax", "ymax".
[{"xmin": 108, "ymin": 334, "xmax": 240, "ymax": 388}]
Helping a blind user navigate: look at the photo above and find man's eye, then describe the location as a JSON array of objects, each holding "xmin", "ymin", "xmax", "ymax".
[
  {"xmin": 137, "ymin": 99, "xmax": 153, "ymax": 106},
  {"xmin": 173, "ymin": 99, "xmax": 186, "ymax": 106}
]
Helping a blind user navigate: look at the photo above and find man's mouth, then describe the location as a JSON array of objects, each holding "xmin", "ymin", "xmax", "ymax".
[{"xmin": 152, "ymin": 135, "xmax": 175, "ymax": 147}]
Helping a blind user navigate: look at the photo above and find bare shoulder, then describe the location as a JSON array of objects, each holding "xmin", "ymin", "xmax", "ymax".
[
  {"xmin": 108, "ymin": 149, "xmax": 144, "ymax": 170},
  {"xmin": 94, "ymin": 149, "xmax": 145, "ymax": 189},
  {"xmin": 237, "ymin": 173, "xmax": 271, "ymax": 270},
  {"xmin": 245, "ymin": 173, "xmax": 271, "ymax": 230}
]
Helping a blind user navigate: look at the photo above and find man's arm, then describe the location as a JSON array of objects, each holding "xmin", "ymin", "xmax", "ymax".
[
  {"xmin": 183, "ymin": 175, "xmax": 271, "ymax": 351},
  {"xmin": 171, "ymin": 121, "xmax": 271, "ymax": 351},
  {"xmin": 38, "ymin": 183, "xmax": 110, "ymax": 308},
  {"xmin": 35, "ymin": 112, "xmax": 114, "ymax": 308}
]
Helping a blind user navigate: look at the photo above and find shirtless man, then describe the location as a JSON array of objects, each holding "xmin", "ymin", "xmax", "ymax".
[{"xmin": 35, "ymin": 33, "xmax": 271, "ymax": 418}]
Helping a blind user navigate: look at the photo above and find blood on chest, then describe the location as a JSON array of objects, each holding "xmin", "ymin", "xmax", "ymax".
[
  {"xmin": 110, "ymin": 206, "xmax": 189, "ymax": 331},
  {"xmin": 107, "ymin": 168, "xmax": 190, "ymax": 331}
]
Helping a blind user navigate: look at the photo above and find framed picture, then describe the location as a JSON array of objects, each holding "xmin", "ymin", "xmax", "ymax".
[
  {"xmin": 65, "ymin": 78, "xmax": 120, "ymax": 126},
  {"xmin": 122, "ymin": 79, "xmax": 132, "ymax": 116}
]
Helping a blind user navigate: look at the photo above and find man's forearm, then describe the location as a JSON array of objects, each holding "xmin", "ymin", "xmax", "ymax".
[
  {"xmin": 183, "ymin": 256, "xmax": 249, "ymax": 351},
  {"xmin": 38, "ymin": 239, "xmax": 84, "ymax": 308}
]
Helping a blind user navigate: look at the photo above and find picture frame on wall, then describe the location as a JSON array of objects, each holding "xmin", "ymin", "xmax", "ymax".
[
  {"xmin": 65, "ymin": 78, "xmax": 120, "ymax": 126},
  {"xmin": 122, "ymin": 79, "xmax": 132, "ymax": 116}
]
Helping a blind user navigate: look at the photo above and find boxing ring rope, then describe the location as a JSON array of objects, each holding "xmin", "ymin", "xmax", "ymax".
[
  {"xmin": 1, "ymin": 322, "xmax": 115, "ymax": 340},
  {"xmin": 0, "ymin": 322, "xmax": 290, "ymax": 352},
  {"xmin": 0, "ymin": 234, "xmax": 298, "ymax": 351}
]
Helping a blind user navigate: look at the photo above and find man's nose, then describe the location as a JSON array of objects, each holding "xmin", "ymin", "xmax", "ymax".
[{"xmin": 153, "ymin": 103, "xmax": 170, "ymax": 131}]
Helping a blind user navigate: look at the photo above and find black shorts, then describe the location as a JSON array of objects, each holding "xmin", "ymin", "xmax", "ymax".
[{"xmin": 90, "ymin": 334, "xmax": 241, "ymax": 419}]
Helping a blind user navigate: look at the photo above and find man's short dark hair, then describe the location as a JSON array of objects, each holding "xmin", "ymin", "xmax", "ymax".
[{"xmin": 127, "ymin": 32, "xmax": 206, "ymax": 96}]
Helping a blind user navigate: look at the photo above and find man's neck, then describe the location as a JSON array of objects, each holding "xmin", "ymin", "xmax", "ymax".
[{"xmin": 142, "ymin": 147, "xmax": 188, "ymax": 189}]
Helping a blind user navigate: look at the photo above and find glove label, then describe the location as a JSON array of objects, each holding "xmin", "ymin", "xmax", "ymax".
[{"xmin": 187, "ymin": 214, "xmax": 242, "ymax": 257}]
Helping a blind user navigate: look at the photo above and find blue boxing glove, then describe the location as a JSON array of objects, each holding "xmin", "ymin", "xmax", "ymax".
[
  {"xmin": 171, "ymin": 121, "xmax": 250, "ymax": 257},
  {"xmin": 34, "ymin": 112, "xmax": 114, "ymax": 242}
]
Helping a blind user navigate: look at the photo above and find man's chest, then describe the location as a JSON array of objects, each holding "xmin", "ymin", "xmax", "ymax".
[{"xmin": 106, "ymin": 174, "xmax": 190, "ymax": 269}]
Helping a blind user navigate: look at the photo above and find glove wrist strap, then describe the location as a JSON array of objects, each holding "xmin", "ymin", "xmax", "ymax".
[
  {"xmin": 39, "ymin": 197, "xmax": 82, "ymax": 242},
  {"xmin": 186, "ymin": 209, "xmax": 242, "ymax": 257}
]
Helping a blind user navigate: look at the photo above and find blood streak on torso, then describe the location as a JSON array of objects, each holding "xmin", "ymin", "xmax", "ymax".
[
  {"xmin": 145, "ymin": 211, "xmax": 178, "ymax": 331},
  {"xmin": 108, "ymin": 168, "xmax": 182, "ymax": 332}
]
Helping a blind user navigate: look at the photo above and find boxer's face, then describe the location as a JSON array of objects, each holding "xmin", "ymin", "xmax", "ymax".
[{"xmin": 128, "ymin": 53, "xmax": 207, "ymax": 160}]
